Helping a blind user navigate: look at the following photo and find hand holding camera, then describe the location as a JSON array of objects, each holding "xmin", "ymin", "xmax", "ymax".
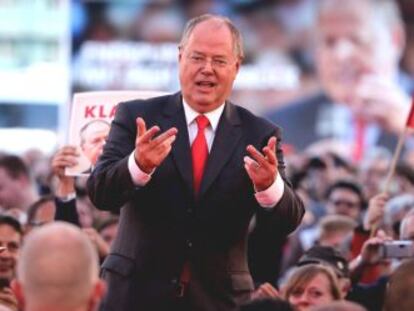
[{"xmin": 360, "ymin": 230, "xmax": 414, "ymax": 266}]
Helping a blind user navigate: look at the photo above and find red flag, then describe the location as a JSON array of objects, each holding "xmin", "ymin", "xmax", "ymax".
[{"xmin": 406, "ymin": 97, "xmax": 414, "ymax": 129}]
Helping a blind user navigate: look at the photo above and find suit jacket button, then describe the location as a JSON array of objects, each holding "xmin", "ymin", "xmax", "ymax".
[
  {"xmin": 171, "ymin": 278, "xmax": 178, "ymax": 285},
  {"xmin": 187, "ymin": 240, "xmax": 192, "ymax": 248}
]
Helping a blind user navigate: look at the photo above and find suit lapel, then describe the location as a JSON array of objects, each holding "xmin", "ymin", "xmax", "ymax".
[
  {"xmin": 199, "ymin": 102, "xmax": 243, "ymax": 197},
  {"xmin": 159, "ymin": 93, "xmax": 193, "ymax": 191}
]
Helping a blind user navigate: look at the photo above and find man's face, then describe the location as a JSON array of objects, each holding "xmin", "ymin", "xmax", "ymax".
[
  {"xmin": 359, "ymin": 158, "xmax": 389, "ymax": 199},
  {"xmin": 315, "ymin": 2, "xmax": 399, "ymax": 104},
  {"xmin": 179, "ymin": 19, "xmax": 240, "ymax": 113},
  {"xmin": 28, "ymin": 200, "xmax": 56, "ymax": 229},
  {"xmin": 327, "ymin": 188, "xmax": 362, "ymax": 221},
  {"xmin": 100, "ymin": 223, "xmax": 118, "ymax": 247},
  {"xmin": 81, "ymin": 122, "xmax": 110, "ymax": 166},
  {"xmin": 0, "ymin": 224, "xmax": 21, "ymax": 282},
  {"xmin": 0, "ymin": 168, "xmax": 24, "ymax": 211}
]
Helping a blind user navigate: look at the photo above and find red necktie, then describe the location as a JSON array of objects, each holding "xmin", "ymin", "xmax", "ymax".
[
  {"xmin": 191, "ymin": 115, "xmax": 209, "ymax": 194},
  {"xmin": 352, "ymin": 117, "xmax": 366, "ymax": 162}
]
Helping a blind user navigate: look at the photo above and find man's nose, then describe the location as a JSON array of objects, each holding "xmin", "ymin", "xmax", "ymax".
[
  {"xmin": 201, "ymin": 59, "xmax": 214, "ymax": 73},
  {"xmin": 332, "ymin": 39, "xmax": 355, "ymax": 60}
]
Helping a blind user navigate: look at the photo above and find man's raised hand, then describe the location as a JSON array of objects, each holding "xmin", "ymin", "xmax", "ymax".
[
  {"xmin": 244, "ymin": 136, "xmax": 278, "ymax": 192},
  {"xmin": 134, "ymin": 117, "xmax": 178, "ymax": 174}
]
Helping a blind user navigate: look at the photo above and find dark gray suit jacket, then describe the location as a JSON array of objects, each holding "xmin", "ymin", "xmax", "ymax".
[{"xmin": 87, "ymin": 92, "xmax": 304, "ymax": 311}]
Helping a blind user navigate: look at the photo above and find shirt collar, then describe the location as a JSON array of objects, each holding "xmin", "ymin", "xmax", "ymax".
[{"xmin": 182, "ymin": 100, "xmax": 225, "ymax": 132}]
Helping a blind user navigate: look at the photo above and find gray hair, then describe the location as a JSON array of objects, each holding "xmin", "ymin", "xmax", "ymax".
[
  {"xmin": 79, "ymin": 119, "xmax": 110, "ymax": 146},
  {"xmin": 385, "ymin": 194, "xmax": 414, "ymax": 228},
  {"xmin": 178, "ymin": 14, "xmax": 244, "ymax": 60}
]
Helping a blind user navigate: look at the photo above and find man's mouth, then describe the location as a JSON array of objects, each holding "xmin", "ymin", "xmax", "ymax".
[
  {"xmin": 195, "ymin": 81, "xmax": 216, "ymax": 88},
  {"xmin": 333, "ymin": 68, "xmax": 359, "ymax": 84}
]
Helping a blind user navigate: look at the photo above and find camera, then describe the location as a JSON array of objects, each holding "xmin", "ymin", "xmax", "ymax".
[
  {"xmin": 380, "ymin": 240, "xmax": 414, "ymax": 259},
  {"xmin": 0, "ymin": 278, "xmax": 10, "ymax": 289}
]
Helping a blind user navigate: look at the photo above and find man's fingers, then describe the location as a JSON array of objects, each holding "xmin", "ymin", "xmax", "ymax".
[
  {"xmin": 246, "ymin": 145, "xmax": 267, "ymax": 167},
  {"xmin": 55, "ymin": 158, "xmax": 78, "ymax": 167},
  {"xmin": 60, "ymin": 146, "xmax": 79, "ymax": 156},
  {"xmin": 267, "ymin": 136, "xmax": 277, "ymax": 153},
  {"xmin": 136, "ymin": 117, "xmax": 147, "ymax": 138},
  {"xmin": 262, "ymin": 146, "xmax": 276, "ymax": 166},
  {"xmin": 151, "ymin": 127, "xmax": 178, "ymax": 146},
  {"xmin": 154, "ymin": 135, "xmax": 177, "ymax": 156},
  {"xmin": 138, "ymin": 126, "xmax": 160, "ymax": 144},
  {"xmin": 244, "ymin": 156, "xmax": 260, "ymax": 171}
]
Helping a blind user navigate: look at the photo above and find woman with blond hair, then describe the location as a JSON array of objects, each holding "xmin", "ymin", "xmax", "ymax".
[{"xmin": 283, "ymin": 264, "xmax": 341, "ymax": 311}]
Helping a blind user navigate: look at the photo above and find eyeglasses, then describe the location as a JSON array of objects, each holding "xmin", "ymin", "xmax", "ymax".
[
  {"xmin": 0, "ymin": 242, "xmax": 20, "ymax": 254},
  {"xmin": 187, "ymin": 53, "xmax": 233, "ymax": 69},
  {"xmin": 330, "ymin": 199, "xmax": 360, "ymax": 209}
]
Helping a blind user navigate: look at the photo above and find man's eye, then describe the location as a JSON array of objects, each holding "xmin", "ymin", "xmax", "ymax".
[{"xmin": 214, "ymin": 59, "xmax": 227, "ymax": 66}]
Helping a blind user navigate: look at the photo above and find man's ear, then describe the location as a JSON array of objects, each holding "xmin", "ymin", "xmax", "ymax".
[
  {"xmin": 235, "ymin": 59, "xmax": 241, "ymax": 73},
  {"xmin": 88, "ymin": 279, "xmax": 107, "ymax": 311},
  {"xmin": 11, "ymin": 279, "xmax": 25, "ymax": 309}
]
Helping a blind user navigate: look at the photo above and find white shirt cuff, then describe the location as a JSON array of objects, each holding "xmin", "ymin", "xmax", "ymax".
[
  {"xmin": 128, "ymin": 152, "xmax": 152, "ymax": 186},
  {"xmin": 255, "ymin": 172, "xmax": 285, "ymax": 209}
]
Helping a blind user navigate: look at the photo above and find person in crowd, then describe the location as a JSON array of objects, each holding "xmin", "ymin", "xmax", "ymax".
[
  {"xmin": 11, "ymin": 222, "xmax": 106, "ymax": 311},
  {"xmin": 50, "ymin": 146, "xmax": 116, "ymax": 262},
  {"xmin": 281, "ymin": 214, "xmax": 357, "ymax": 275},
  {"xmin": 0, "ymin": 216, "xmax": 23, "ymax": 311},
  {"xmin": 87, "ymin": 14, "xmax": 304, "ymax": 311},
  {"xmin": 325, "ymin": 180, "xmax": 366, "ymax": 223},
  {"xmin": 266, "ymin": 0, "xmax": 413, "ymax": 161},
  {"xmin": 25, "ymin": 195, "xmax": 55, "ymax": 231},
  {"xmin": 357, "ymin": 147, "xmax": 391, "ymax": 200},
  {"xmin": 282, "ymin": 264, "xmax": 342, "ymax": 311},
  {"xmin": 384, "ymin": 194, "xmax": 414, "ymax": 238},
  {"xmin": 394, "ymin": 162, "xmax": 414, "ymax": 196},
  {"xmin": 296, "ymin": 246, "xmax": 351, "ymax": 299},
  {"xmin": 399, "ymin": 209, "xmax": 414, "ymax": 240},
  {"xmin": 79, "ymin": 119, "xmax": 111, "ymax": 174},
  {"xmin": 81, "ymin": 216, "xmax": 119, "ymax": 262},
  {"xmin": 96, "ymin": 216, "xmax": 119, "ymax": 247},
  {"xmin": 318, "ymin": 215, "xmax": 357, "ymax": 253},
  {"xmin": 255, "ymin": 236, "xmax": 391, "ymax": 311},
  {"xmin": 383, "ymin": 259, "xmax": 414, "ymax": 311},
  {"xmin": 0, "ymin": 155, "xmax": 39, "ymax": 217},
  {"xmin": 51, "ymin": 145, "xmax": 107, "ymax": 227},
  {"xmin": 283, "ymin": 179, "xmax": 365, "ymax": 273},
  {"xmin": 301, "ymin": 240, "xmax": 391, "ymax": 311}
]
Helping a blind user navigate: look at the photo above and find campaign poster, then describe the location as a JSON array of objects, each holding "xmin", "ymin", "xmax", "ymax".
[{"xmin": 66, "ymin": 90, "xmax": 166, "ymax": 176}]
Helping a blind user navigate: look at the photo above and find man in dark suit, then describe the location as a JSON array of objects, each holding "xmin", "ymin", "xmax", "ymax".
[
  {"xmin": 87, "ymin": 14, "xmax": 304, "ymax": 311},
  {"xmin": 267, "ymin": 0, "xmax": 413, "ymax": 161}
]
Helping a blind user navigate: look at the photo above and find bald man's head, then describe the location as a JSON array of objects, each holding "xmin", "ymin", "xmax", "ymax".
[{"xmin": 13, "ymin": 222, "xmax": 105, "ymax": 311}]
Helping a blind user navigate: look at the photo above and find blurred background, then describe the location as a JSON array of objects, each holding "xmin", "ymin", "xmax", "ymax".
[{"xmin": 0, "ymin": 0, "xmax": 413, "ymax": 155}]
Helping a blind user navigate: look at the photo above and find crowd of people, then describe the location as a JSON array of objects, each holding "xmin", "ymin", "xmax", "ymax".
[{"xmin": 1, "ymin": 0, "xmax": 414, "ymax": 311}]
